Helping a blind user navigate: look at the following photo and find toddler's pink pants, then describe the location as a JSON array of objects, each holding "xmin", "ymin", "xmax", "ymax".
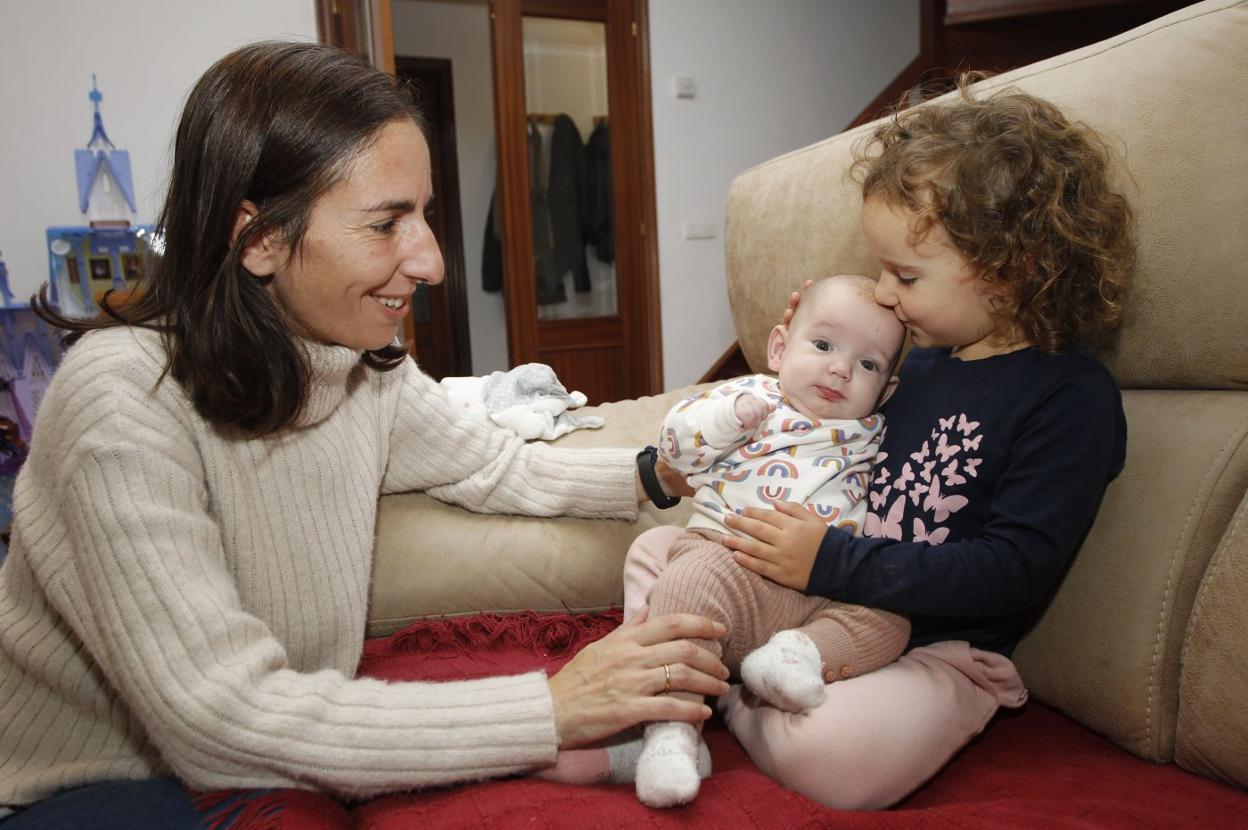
[{"xmin": 623, "ymin": 525, "xmax": 1028, "ymax": 810}]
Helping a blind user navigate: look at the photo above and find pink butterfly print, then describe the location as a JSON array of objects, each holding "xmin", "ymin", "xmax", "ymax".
[
  {"xmin": 962, "ymin": 435, "xmax": 982, "ymax": 451},
  {"xmin": 957, "ymin": 413, "xmax": 980, "ymax": 436},
  {"xmin": 869, "ymin": 486, "xmax": 892, "ymax": 511},
  {"xmin": 939, "ymin": 416, "xmax": 956, "ymax": 431},
  {"xmin": 964, "ymin": 458, "xmax": 982, "ymax": 478},
  {"xmin": 909, "ymin": 481, "xmax": 928, "ymax": 506},
  {"xmin": 942, "ymin": 461, "xmax": 966, "ymax": 487},
  {"xmin": 910, "ymin": 441, "xmax": 930, "ymax": 464},
  {"xmin": 894, "ymin": 463, "xmax": 915, "ymax": 493},
  {"xmin": 875, "ymin": 450, "xmax": 889, "ymax": 465},
  {"xmin": 924, "ymin": 477, "xmax": 969, "ymax": 522},
  {"xmin": 873, "ymin": 466, "xmax": 892, "ymax": 486},
  {"xmin": 912, "ymin": 517, "xmax": 950, "ymax": 544},
  {"xmin": 934, "ymin": 433, "xmax": 961, "ymax": 462},
  {"xmin": 865, "ymin": 495, "xmax": 905, "ymax": 540},
  {"xmin": 930, "ymin": 428, "xmax": 939, "ymax": 442},
  {"xmin": 921, "ymin": 460, "xmax": 937, "ymax": 482}
]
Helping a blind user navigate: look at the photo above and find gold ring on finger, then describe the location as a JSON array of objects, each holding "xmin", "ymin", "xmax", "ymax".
[{"xmin": 662, "ymin": 663, "xmax": 672, "ymax": 694}]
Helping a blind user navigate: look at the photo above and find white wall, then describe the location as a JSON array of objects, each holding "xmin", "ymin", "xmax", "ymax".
[
  {"xmin": 392, "ymin": 0, "xmax": 509, "ymax": 375},
  {"xmin": 0, "ymin": 0, "xmax": 318, "ymax": 304},
  {"xmin": 650, "ymin": 0, "xmax": 919, "ymax": 388},
  {"xmin": 0, "ymin": 1, "xmax": 917, "ymax": 389}
]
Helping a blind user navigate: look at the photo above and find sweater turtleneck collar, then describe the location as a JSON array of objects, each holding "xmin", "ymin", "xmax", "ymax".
[{"xmin": 297, "ymin": 339, "xmax": 366, "ymax": 428}]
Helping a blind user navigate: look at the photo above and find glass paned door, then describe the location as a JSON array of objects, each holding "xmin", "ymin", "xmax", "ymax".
[{"xmin": 522, "ymin": 17, "xmax": 618, "ymax": 322}]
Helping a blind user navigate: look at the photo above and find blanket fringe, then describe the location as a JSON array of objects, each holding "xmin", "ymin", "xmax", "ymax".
[{"xmin": 378, "ymin": 610, "xmax": 623, "ymax": 660}]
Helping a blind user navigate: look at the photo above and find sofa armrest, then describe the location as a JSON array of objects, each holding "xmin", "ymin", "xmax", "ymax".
[
  {"xmin": 1177, "ymin": 486, "xmax": 1248, "ymax": 788},
  {"xmin": 1011, "ymin": 391, "xmax": 1248, "ymax": 762},
  {"xmin": 368, "ymin": 386, "xmax": 707, "ymax": 637}
]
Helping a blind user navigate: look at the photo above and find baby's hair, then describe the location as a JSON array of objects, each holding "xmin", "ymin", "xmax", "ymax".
[
  {"xmin": 791, "ymin": 275, "xmax": 906, "ymax": 372},
  {"xmin": 788, "ymin": 275, "xmax": 876, "ymax": 330},
  {"xmin": 852, "ymin": 75, "xmax": 1135, "ymax": 353}
]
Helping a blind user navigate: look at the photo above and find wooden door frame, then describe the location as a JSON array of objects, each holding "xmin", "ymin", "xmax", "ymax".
[
  {"xmin": 318, "ymin": 1, "xmax": 474, "ymax": 377},
  {"xmin": 315, "ymin": 0, "xmax": 395, "ymax": 72},
  {"xmin": 394, "ymin": 56, "xmax": 473, "ymax": 376},
  {"xmin": 488, "ymin": 0, "xmax": 663, "ymax": 397}
]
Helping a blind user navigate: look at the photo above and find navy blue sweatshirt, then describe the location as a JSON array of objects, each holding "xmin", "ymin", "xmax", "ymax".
[{"xmin": 806, "ymin": 346, "xmax": 1127, "ymax": 656}]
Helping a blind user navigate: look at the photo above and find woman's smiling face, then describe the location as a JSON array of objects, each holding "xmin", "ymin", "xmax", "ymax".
[{"xmin": 262, "ymin": 119, "xmax": 444, "ymax": 352}]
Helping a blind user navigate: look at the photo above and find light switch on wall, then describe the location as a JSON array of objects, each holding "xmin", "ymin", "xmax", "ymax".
[
  {"xmin": 682, "ymin": 221, "xmax": 717, "ymax": 240},
  {"xmin": 672, "ymin": 75, "xmax": 697, "ymax": 99}
]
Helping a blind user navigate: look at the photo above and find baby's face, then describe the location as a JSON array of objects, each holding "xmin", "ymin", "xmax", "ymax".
[{"xmin": 767, "ymin": 281, "xmax": 903, "ymax": 421}]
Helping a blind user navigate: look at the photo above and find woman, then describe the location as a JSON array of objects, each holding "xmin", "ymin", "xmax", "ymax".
[{"xmin": 0, "ymin": 41, "xmax": 726, "ymax": 826}]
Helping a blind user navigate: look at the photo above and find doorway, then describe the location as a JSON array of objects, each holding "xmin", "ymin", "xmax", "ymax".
[
  {"xmin": 395, "ymin": 56, "xmax": 472, "ymax": 380},
  {"xmin": 488, "ymin": 0, "xmax": 662, "ymax": 403},
  {"xmin": 330, "ymin": 0, "xmax": 662, "ymax": 401}
]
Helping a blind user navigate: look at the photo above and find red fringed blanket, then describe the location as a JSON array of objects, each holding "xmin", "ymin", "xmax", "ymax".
[{"xmin": 194, "ymin": 611, "xmax": 1248, "ymax": 829}]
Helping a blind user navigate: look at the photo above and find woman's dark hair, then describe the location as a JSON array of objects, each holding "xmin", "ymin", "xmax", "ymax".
[
  {"xmin": 852, "ymin": 75, "xmax": 1135, "ymax": 354},
  {"xmin": 34, "ymin": 41, "xmax": 425, "ymax": 434}
]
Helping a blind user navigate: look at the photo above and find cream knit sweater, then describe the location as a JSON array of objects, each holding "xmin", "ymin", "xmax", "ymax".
[{"xmin": 0, "ymin": 327, "xmax": 639, "ymax": 806}]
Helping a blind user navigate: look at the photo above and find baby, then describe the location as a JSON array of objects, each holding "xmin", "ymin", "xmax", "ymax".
[{"xmin": 636, "ymin": 274, "xmax": 911, "ymax": 807}]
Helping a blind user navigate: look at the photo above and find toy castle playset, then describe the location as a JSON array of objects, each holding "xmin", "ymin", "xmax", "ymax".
[{"xmin": 1, "ymin": 77, "xmax": 152, "ymax": 556}]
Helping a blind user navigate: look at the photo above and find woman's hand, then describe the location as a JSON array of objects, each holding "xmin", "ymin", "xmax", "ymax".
[
  {"xmin": 722, "ymin": 500, "xmax": 825, "ymax": 591},
  {"xmin": 548, "ymin": 612, "xmax": 730, "ymax": 749},
  {"xmin": 636, "ymin": 456, "xmax": 695, "ymax": 504},
  {"xmin": 655, "ymin": 458, "xmax": 695, "ymax": 499}
]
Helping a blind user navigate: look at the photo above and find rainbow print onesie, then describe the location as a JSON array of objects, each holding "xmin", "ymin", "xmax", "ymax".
[{"xmin": 660, "ymin": 374, "xmax": 883, "ymax": 538}]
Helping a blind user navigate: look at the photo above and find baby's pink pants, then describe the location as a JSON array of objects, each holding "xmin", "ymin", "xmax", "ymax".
[{"xmin": 624, "ymin": 525, "xmax": 1028, "ymax": 810}]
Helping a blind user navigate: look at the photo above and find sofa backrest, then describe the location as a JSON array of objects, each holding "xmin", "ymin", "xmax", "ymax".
[{"xmin": 723, "ymin": 0, "xmax": 1248, "ymax": 785}]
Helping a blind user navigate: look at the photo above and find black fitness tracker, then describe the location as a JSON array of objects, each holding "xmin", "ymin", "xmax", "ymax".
[{"xmin": 636, "ymin": 445, "xmax": 681, "ymax": 509}]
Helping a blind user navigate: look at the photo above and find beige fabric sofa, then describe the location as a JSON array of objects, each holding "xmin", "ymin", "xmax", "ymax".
[{"xmin": 371, "ymin": 0, "xmax": 1248, "ymax": 790}]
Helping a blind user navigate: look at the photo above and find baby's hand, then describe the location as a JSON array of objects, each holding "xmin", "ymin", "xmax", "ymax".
[{"xmin": 734, "ymin": 394, "xmax": 773, "ymax": 434}]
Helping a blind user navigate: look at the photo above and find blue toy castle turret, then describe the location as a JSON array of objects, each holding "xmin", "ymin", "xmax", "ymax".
[
  {"xmin": 46, "ymin": 76, "xmax": 155, "ymax": 317},
  {"xmin": 75, "ymin": 75, "xmax": 139, "ymax": 226}
]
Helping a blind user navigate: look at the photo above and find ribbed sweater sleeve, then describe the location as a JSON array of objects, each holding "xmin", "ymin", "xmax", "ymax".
[
  {"xmin": 381, "ymin": 360, "xmax": 639, "ymax": 520},
  {"xmin": 0, "ymin": 331, "xmax": 563, "ymax": 802},
  {"xmin": 61, "ymin": 439, "xmax": 554, "ymax": 797}
]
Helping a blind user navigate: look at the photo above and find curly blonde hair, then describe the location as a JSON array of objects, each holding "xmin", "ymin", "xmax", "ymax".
[{"xmin": 852, "ymin": 77, "xmax": 1135, "ymax": 353}]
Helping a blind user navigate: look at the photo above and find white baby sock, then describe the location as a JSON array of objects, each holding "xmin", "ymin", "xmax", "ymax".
[
  {"xmin": 635, "ymin": 722, "xmax": 702, "ymax": 807},
  {"xmin": 537, "ymin": 729, "xmax": 711, "ymax": 786},
  {"xmin": 740, "ymin": 629, "xmax": 826, "ymax": 712},
  {"xmin": 608, "ymin": 728, "xmax": 711, "ymax": 784}
]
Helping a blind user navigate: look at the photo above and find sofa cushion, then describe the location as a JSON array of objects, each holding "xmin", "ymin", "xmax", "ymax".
[
  {"xmin": 1010, "ymin": 390, "xmax": 1248, "ymax": 762},
  {"xmin": 1177, "ymin": 486, "xmax": 1248, "ymax": 787},
  {"xmin": 368, "ymin": 388, "xmax": 703, "ymax": 636},
  {"xmin": 726, "ymin": 0, "xmax": 1248, "ymax": 393}
]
